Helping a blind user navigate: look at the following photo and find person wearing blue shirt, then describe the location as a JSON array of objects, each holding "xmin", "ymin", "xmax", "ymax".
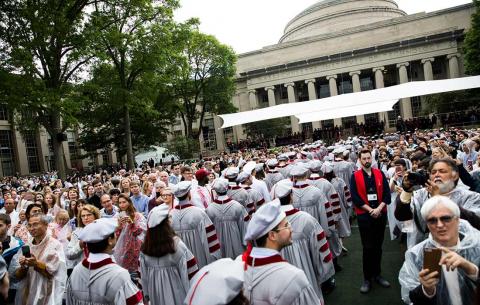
[{"xmin": 130, "ymin": 181, "xmax": 149, "ymax": 216}]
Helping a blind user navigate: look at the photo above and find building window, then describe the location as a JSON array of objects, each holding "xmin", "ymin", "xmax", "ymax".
[
  {"xmin": 301, "ymin": 122, "xmax": 313, "ymax": 135},
  {"xmin": 364, "ymin": 113, "xmax": 378, "ymax": 123},
  {"xmin": 223, "ymin": 127, "xmax": 234, "ymax": 143},
  {"xmin": 411, "ymin": 96, "xmax": 422, "ymax": 117},
  {"xmin": 0, "ymin": 130, "xmax": 16, "ymax": 176},
  {"xmin": 280, "ymin": 86, "xmax": 288, "ymax": 100},
  {"xmin": 67, "ymin": 131, "xmax": 79, "ymax": 160},
  {"xmin": 318, "ymin": 84, "xmax": 330, "ymax": 98},
  {"xmin": 24, "ymin": 131, "xmax": 41, "ymax": 173},
  {"xmin": 341, "ymin": 116, "xmax": 356, "ymax": 128},
  {"xmin": 202, "ymin": 118, "xmax": 217, "ymax": 151},
  {"xmin": 360, "ymin": 77, "xmax": 374, "ymax": 91},
  {"xmin": 388, "ymin": 102, "xmax": 401, "ymax": 127},
  {"xmin": 338, "ymin": 79, "xmax": 353, "ymax": 94},
  {"xmin": 46, "ymin": 135, "xmax": 55, "ymax": 171},
  {"xmin": 0, "ymin": 104, "xmax": 9, "ymax": 121},
  {"xmin": 322, "ymin": 119, "xmax": 334, "ymax": 128},
  {"xmin": 102, "ymin": 151, "xmax": 108, "ymax": 165}
]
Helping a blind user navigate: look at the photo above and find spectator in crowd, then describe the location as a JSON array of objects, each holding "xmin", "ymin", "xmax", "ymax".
[
  {"xmin": 399, "ymin": 196, "xmax": 480, "ymax": 305},
  {"xmin": 12, "ymin": 214, "xmax": 67, "ymax": 305}
]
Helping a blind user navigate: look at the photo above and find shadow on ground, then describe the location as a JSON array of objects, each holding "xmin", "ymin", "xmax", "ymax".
[{"xmin": 324, "ymin": 224, "xmax": 406, "ymax": 305}]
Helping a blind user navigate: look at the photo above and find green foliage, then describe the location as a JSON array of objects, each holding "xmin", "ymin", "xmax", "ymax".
[
  {"xmin": 422, "ymin": 89, "xmax": 480, "ymax": 114},
  {"xmin": 166, "ymin": 136, "xmax": 200, "ymax": 159},
  {"xmin": 464, "ymin": 0, "xmax": 480, "ymax": 75},
  {"xmin": 157, "ymin": 25, "xmax": 237, "ymax": 141},
  {"xmin": 244, "ymin": 118, "xmax": 291, "ymax": 140}
]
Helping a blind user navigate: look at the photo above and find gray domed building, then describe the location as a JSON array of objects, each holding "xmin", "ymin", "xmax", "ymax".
[{"xmin": 177, "ymin": 0, "xmax": 474, "ymax": 152}]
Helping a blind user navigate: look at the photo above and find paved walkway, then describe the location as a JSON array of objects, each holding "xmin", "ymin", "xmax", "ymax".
[{"xmin": 324, "ymin": 224, "xmax": 406, "ymax": 305}]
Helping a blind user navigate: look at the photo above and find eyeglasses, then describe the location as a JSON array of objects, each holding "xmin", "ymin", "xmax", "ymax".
[
  {"xmin": 273, "ymin": 222, "xmax": 292, "ymax": 232},
  {"xmin": 426, "ymin": 215, "xmax": 456, "ymax": 226}
]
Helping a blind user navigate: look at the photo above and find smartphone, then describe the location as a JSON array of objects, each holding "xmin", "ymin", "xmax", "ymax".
[
  {"xmin": 467, "ymin": 159, "xmax": 473, "ymax": 170},
  {"xmin": 21, "ymin": 245, "xmax": 31, "ymax": 258},
  {"xmin": 423, "ymin": 248, "xmax": 442, "ymax": 275}
]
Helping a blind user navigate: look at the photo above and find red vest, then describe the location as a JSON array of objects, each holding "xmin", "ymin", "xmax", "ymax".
[{"xmin": 353, "ymin": 168, "xmax": 386, "ymax": 215}]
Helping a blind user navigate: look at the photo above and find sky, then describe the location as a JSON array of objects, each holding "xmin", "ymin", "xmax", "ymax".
[{"xmin": 174, "ymin": 0, "xmax": 473, "ymax": 54}]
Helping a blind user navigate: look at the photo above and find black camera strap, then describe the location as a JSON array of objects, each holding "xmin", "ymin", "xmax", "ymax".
[{"xmin": 412, "ymin": 200, "xmax": 429, "ymax": 235}]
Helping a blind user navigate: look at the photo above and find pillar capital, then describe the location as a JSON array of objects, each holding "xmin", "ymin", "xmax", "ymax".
[
  {"xmin": 304, "ymin": 79, "xmax": 316, "ymax": 84},
  {"xmin": 326, "ymin": 75, "xmax": 337, "ymax": 80},
  {"xmin": 247, "ymin": 89, "xmax": 257, "ymax": 95},
  {"xmin": 421, "ymin": 58, "xmax": 435, "ymax": 64},
  {"xmin": 349, "ymin": 71, "xmax": 361, "ymax": 77},
  {"xmin": 372, "ymin": 66, "xmax": 385, "ymax": 73},
  {"xmin": 284, "ymin": 82, "xmax": 295, "ymax": 88},
  {"xmin": 446, "ymin": 53, "xmax": 460, "ymax": 60},
  {"xmin": 396, "ymin": 62, "xmax": 409, "ymax": 68},
  {"xmin": 264, "ymin": 86, "xmax": 275, "ymax": 91}
]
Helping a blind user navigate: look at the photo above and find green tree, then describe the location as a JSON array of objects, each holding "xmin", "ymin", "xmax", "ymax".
[
  {"xmin": 76, "ymin": 64, "xmax": 174, "ymax": 160},
  {"xmin": 464, "ymin": 0, "xmax": 480, "ymax": 75},
  {"xmin": 158, "ymin": 26, "xmax": 237, "ymax": 151},
  {"xmin": 0, "ymin": 0, "xmax": 95, "ymax": 178},
  {"xmin": 88, "ymin": 0, "xmax": 179, "ymax": 169}
]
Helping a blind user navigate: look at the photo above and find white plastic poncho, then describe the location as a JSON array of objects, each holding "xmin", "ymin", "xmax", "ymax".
[{"xmin": 399, "ymin": 220, "xmax": 480, "ymax": 305}]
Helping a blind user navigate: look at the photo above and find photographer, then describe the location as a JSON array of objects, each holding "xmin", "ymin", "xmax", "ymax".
[
  {"xmin": 399, "ymin": 196, "xmax": 480, "ymax": 305},
  {"xmin": 395, "ymin": 158, "xmax": 480, "ymax": 249}
]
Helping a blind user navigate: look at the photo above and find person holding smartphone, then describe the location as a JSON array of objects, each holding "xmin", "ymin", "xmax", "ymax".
[{"xmin": 399, "ymin": 196, "xmax": 480, "ymax": 305}]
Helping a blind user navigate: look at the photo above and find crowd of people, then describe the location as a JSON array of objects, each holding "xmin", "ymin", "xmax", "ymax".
[{"xmin": 0, "ymin": 126, "xmax": 479, "ymax": 305}]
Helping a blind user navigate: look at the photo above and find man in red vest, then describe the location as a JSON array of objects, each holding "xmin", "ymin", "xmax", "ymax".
[{"xmin": 349, "ymin": 149, "xmax": 391, "ymax": 294}]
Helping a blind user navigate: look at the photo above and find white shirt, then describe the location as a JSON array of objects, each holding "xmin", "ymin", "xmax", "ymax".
[{"xmin": 250, "ymin": 247, "xmax": 280, "ymax": 258}]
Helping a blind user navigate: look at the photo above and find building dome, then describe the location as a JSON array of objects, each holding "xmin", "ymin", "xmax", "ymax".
[{"xmin": 280, "ymin": 0, "xmax": 406, "ymax": 43}]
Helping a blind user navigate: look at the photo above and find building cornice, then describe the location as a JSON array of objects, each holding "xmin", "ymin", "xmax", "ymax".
[{"xmin": 237, "ymin": 29, "xmax": 464, "ymax": 79}]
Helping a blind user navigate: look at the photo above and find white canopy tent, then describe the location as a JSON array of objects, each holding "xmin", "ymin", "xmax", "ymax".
[{"xmin": 218, "ymin": 75, "xmax": 480, "ymax": 128}]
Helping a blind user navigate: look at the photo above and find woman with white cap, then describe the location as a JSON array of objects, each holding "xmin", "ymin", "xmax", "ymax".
[{"xmin": 140, "ymin": 204, "xmax": 199, "ymax": 305}]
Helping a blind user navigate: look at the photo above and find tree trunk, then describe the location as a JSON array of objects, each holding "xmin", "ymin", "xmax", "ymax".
[
  {"xmin": 51, "ymin": 112, "xmax": 67, "ymax": 179},
  {"xmin": 124, "ymin": 105, "xmax": 135, "ymax": 170}
]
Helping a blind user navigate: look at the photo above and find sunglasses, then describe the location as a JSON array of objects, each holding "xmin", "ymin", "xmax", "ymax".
[{"xmin": 426, "ymin": 215, "xmax": 456, "ymax": 226}]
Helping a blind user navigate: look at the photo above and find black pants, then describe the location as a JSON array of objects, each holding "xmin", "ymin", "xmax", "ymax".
[{"xmin": 357, "ymin": 213, "xmax": 387, "ymax": 280}]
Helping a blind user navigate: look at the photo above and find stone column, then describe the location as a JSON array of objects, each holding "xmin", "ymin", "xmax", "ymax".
[
  {"xmin": 349, "ymin": 71, "xmax": 364, "ymax": 124},
  {"xmin": 327, "ymin": 75, "xmax": 341, "ymax": 127},
  {"xmin": 214, "ymin": 115, "xmax": 225, "ymax": 151},
  {"xmin": 248, "ymin": 89, "xmax": 258, "ymax": 110},
  {"xmin": 285, "ymin": 82, "xmax": 300, "ymax": 133},
  {"xmin": 421, "ymin": 58, "xmax": 435, "ymax": 81},
  {"xmin": 447, "ymin": 53, "xmax": 460, "ymax": 79},
  {"xmin": 373, "ymin": 66, "xmax": 388, "ymax": 128},
  {"xmin": 305, "ymin": 79, "xmax": 320, "ymax": 129},
  {"xmin": 264, "ymin": 86, "xmax": 276, "ymax": 107},
  {"xmin": 396, "ymin": 62, "xmax": 413, "ymax": 119}
]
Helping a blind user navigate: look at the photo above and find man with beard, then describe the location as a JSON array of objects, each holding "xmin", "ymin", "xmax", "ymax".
[
  {"xmin": 395, "ymin": 158, "xmax": 480, "ymax": 248},
  {"xmin": 349, "ymin": 149, "xmax": 391, "ymax": 294},
  {"xmin": 242, "ymin": 199, "xmax": 321, "ymax": 305}
]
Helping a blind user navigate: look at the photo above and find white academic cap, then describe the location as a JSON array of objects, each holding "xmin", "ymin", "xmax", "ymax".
[
  {"xmin": 242, "ymin": 161, "xmax": 256, "ymax": 175},
  {"xmin": 255, "ymin": 163, "xmax": 264, "ymax": 172},
  {"xmin": 266, "ymin": 159, "xmax": 278, "ymax": 167},
  {"xmin": 236, "ymin": 171, "xmax": 251, "ymax": 184},
  {"xmin": 212, "ymin": 178, "xmax": 229, "ymax": 194},
  {"xmin": 343, "ymin": 150, "xmax": 350, "ymax": 157},
  {"xmin": 147, "ymin": 204, "xmax": 169, "ymax": 229},
  {"xmin": 277, "ymin": 154, "xmax": 288, "ymax": 161},
  {"xmin": 172, "ymin": 181, "xmax": 192, "ymax": 198},
  {"xmin": 244, "ymin": 199, "xmax": 286, "ymax": 241},
  {"xmin": 78, "ymin": 218, "xmax": 117, "ymax": 243},
  {"xmin": 238, "ymin": 159, "xmax": 246, "ymax": 168},
  {"xmin": 224, "ymin": 167, "xmax": 240, "ymax": 179},
  {"xmin": 185, "ymin": 258, "xmax": 244, "ymax": 305},
  {"xmin": 321, "ymin": 162, "xmax": 333, "ymax": 174},
  {"xmin": 289, "ymin": 163, "xmax": 309, "ymax": 177},
  {"xmin": 274, "ymin": 179, "xmax": 293, "ymax": 199},
  {"xmin": 308, "ymin": 160, "xmax": 322, "ymax": 172}
]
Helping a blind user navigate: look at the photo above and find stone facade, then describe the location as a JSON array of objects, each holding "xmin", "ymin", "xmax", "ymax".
[{"xmin": 167, "ymin": 0, "xmax": 473, "ymax": 153}]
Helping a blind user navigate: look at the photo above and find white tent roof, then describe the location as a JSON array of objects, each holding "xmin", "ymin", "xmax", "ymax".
[{"xmin": 219, "ymin": 75, "xmax": 480, "ymax": 128}]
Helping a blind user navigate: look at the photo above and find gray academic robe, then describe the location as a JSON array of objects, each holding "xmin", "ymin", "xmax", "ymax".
[
  {"xmin": 66, "ymin": 258, "xmax": 142, "ymax": 305},
  {"xmin": 292, "ymin": 184, "xmax": 331, "ymax": 238},
  {"xmin": 244, "ymin": 186, "xmax": 265, "ymax": 214},
  {"xmin": 280, "ymin": 206, "xmax": 335, "ymax": 303},
  {"xmin": 243, "ymin": 254, "xmax": 321, "ymax": 305},
  {"xmin": 399, "ymin": 220, "xmax": 480, "ymax": 305},
  {"xmin": 264, "ymin": 171, "xmax": 284, "ymax": 191},
  {"xmin": 206, "ymin": 198, "xmax": 249, "ymax": 259},
  {"xmin": 332, "ymin": 160, "xmax": 354, "ymax": 190},
  {"xmin": 407, "ymin": 186, "xmax": 480, "ymax": 248},
  {"xmin": 227, "ymin": 185, "xmax": 250, "ymax": 209},
  {"xmin": 140, "ymin": 237, "xmax": 198, "ymax": 305},
  {"xmin": 171, "ymin": 203, "xmax": 221, "ymax": 268},
  {"xmin": 330, "ymin": 177, "xmax": 352, "ymax": 238}
]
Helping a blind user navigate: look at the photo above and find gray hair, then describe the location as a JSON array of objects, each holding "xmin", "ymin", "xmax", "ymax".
[
  {"xmin": 420, "ymin": 195, "xmax": 460, "ymax": 220},
  {"xmin": 29, "ymin": 213, "xmax": 51, "ymax": 225}
]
